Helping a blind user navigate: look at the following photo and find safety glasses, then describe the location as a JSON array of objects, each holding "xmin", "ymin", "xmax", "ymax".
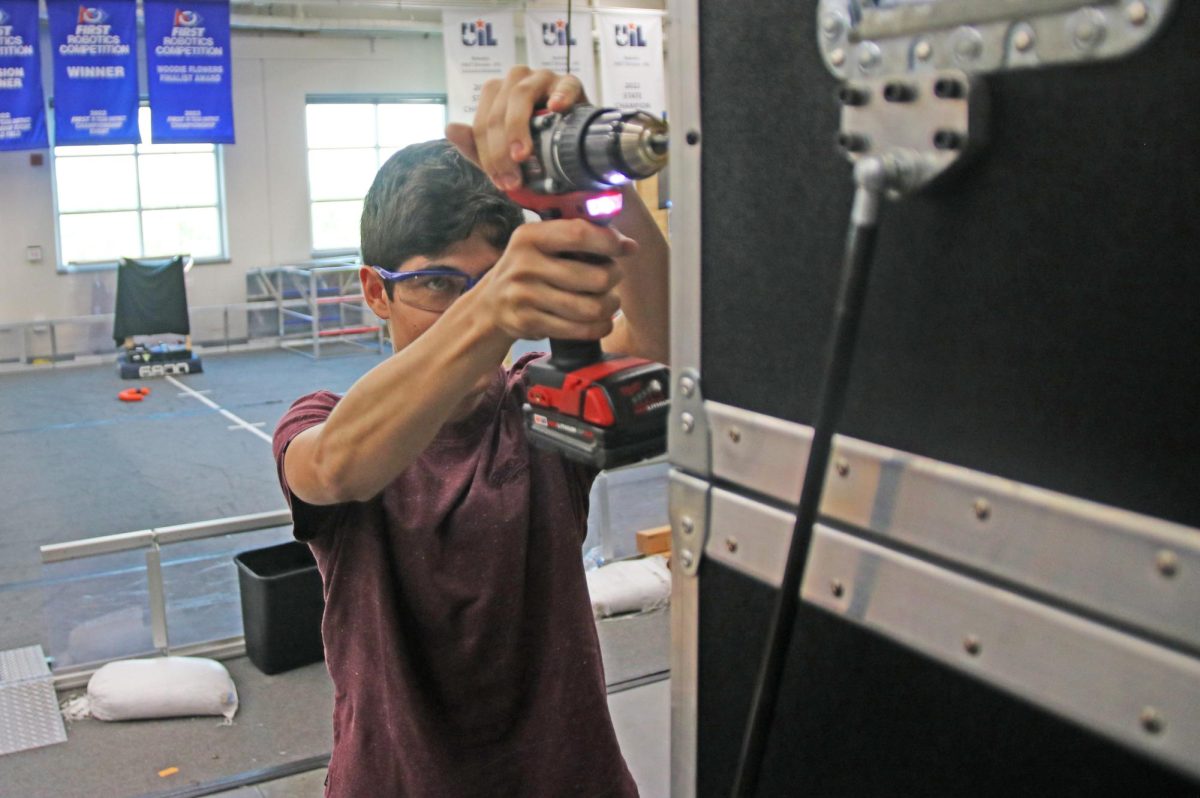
[{"xmin": 371, "ymin": 266, "xmax": 486, "ymax": 313}]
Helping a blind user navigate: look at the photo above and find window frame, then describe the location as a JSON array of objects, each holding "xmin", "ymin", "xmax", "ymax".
[
  {"xmin": 49, "ymin": 102, "xmax": 230, "ymax": 274},
  {"xmin": 304, "ymin": 93, "xmax": 448, "ymax": 258}
]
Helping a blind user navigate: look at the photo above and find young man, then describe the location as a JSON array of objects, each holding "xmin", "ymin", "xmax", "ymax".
[{"xmin": 273, "ymin": 68, "xmax": 668, "ymax": 796}]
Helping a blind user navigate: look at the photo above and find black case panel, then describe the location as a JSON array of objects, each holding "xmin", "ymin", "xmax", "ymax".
[
  {"xmin": 699, "ymin": 2, "xmax": 1200, "ymax": 527},
  {"xmin": 696, "ymin": 561, "xmax": 1199, "ymax": 796}
]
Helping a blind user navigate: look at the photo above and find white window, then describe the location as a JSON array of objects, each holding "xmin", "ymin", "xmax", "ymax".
[
  {"xmin": 52, "ymin": 106, "xmax": 226, "ymax": 270},
  {"xmin": 305, "ymin": 98, "xmax": 447, "ymax": 253}
]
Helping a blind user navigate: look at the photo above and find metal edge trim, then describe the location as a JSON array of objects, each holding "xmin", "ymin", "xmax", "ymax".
[
  {"xmin": 665, "ymin": 1, "xmax": 706, "ymax": 782},
  {"xmin": 705, "ymin": 487, "xmax": 1200, "ymax": 780},
  {"xmin": 669, "ymin": 563, "xmax": 698, "ymax": 798},
  {"xmin": 666, "ymin": 0, "xmax": 704, "ymax": 480},
  {"xmin": 606, "ymin": 670, "xmax": 670, "ymax": 696},
  {"xmin": 668, "ymin": 467, "xmax": 706, "ymax": 797},
  {"xmin": 133, "ymin": 754, "xmax": 331, "ymax": 798},
  {"xmin": 803, "ymin": 524, "xmax": 1200, "ymax": 782},
  {"xmin": 667, "ymin": 0, "xmax": 701, "ymax": 374},
  {"xmin": 706, "ymin": 400, "xmax": 1200, "ymax": 652},
  {"xmin": 816, "ymin": 0, "xmax": 1178, "ymax": 79}
]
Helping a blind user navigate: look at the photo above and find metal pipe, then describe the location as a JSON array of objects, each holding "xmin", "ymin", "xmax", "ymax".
[
  {"xmin": 230, "ymin": 13, "xmax": 441, "ymax": 36},
  {"xmin": 41, "ymin": 529, "xmax": 156, "ymax": 564},
  {"xmin": 146, "ymin": 542, "xmax": 171, "ymax": 654},
  {"xmin": 732, "ymin": 164, "xmax": 886, "ymax": 798},
  {"xmin": 40, "ymin": 509, "xmax": 292, "ymax": 563}
]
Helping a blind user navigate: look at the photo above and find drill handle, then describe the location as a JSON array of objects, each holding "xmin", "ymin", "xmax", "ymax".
[
  {"xmin": 549, "ymin": 339, "xmax": 603, "ymax": 371},
  {"xmin": 548, "ymin": 249, "xmax": 611, "ymax": 371}
]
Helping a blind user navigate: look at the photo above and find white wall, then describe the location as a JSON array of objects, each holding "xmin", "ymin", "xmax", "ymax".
[
  {"xmin": 0, "ymin": 31, "xmax": 455, "ymax": 325},
  {"xmin": 0, "ymin": 1, "xmax": 669, "ymax": 328}
]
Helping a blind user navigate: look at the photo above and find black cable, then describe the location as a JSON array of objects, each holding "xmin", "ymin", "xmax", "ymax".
[{"xmin": 730, "ymin": 182, "xmax": 883, "ymax": 798}]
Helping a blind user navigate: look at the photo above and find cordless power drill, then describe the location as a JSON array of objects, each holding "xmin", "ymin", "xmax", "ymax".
[{"xmin": 506, "ymin": 105, "xmax": 670, "ymax": 469}]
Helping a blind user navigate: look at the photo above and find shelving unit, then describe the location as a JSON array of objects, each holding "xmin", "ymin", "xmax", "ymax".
[{"xmin": 246, "ymin": 259, "xmax": 385, "ymax": 359}]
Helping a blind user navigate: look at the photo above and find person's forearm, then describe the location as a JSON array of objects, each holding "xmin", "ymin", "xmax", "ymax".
[
  {"xmin": 607, "ymin": 184, "xmax": 670, "ymax": 364},
  {"xmin": 308, "ymin": 292, "xmax": 513, "ymax": 502}
]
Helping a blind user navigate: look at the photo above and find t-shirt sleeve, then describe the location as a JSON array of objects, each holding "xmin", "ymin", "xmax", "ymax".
[
  {"xmin": 507, "ymin": 353, "xmax": 601, "ymax": 531},
  {"xmin": 273, "ymin": 390, "xmax": 348, "ymax": 541}
]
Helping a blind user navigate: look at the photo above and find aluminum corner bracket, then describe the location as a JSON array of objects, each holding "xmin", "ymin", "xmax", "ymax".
[
  {"xmin": 670, "ymin": 468, "xmax": 711, "ymax": 578},
  {"xmin": 668, "ymin": 368, "xmax": 710, "ymax": 478}
]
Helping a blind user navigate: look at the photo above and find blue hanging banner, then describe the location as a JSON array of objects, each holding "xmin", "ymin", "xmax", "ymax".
[
  {"xmin": 144, "ymin": 0, "xmax": 234, "ymax": 144},
  {"xmin": 0, "ymin": 0, "xmax": 48, "ymax": 150},
  {"xmin": 46, "ymin": 0, "xmax": 140, "ymax": 144}
]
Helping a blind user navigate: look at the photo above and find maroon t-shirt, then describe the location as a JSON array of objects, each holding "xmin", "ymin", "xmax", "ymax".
[{"xmin": 273, "ymin": 355, "xmax": 638, "ymax": 798}]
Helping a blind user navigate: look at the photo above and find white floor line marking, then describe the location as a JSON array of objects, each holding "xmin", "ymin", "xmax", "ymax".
[
  {"xmin": 177, "ymin": 389, "xmax": 212, "ymax": 397},
  {"xmin": 166, "ymin": 375, "xmax": 273, "ymax": 443},
  {"xmin": 227, "ymin": 422, "xmax": 267, "ymax": 430}
]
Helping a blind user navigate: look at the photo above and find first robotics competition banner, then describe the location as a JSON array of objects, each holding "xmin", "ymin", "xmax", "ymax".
[
  {"xmin": 523, "ymin": 9, "xmax": 597, "ymax": 104},
  {"xmin": 596, "ymin": 10, "xmax": 665, "ymax": 120},
  {"xmin": 144, "ymin": 0, "xmax": 235, "ymax": 143},
  {"xmin": 0, "ymin": 0, "xmax": 47, "ymax": 150},
  {"xmin": 47, "ymin": 0, "xmax": 140, "ymax": 144},
  {"xmin": 442, "ymin": 9, "xmax": 516, "ymax": 125}
]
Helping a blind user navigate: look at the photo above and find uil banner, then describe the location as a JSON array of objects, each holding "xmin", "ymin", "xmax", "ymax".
[
  {"xmin": 144, "ymin": 0, "xmax": 235, "ymax": 143},
  {"xmin": 442, "ymin": 9, "xmax": 516, "ymax": 125},
  {"xmin": 0, "ymin": 0, "xmax": 47, "ymax": 150},
  {"xmin": 523, "ymin": 9, "xmax": 596, "ymax": 103},
  {"xmin": 47, "ymin": 0, "xmax": 139, "ymax": 144},
  {"xmin": 596, "ymin": 11, "xmax": 665, "ymax": 118}
]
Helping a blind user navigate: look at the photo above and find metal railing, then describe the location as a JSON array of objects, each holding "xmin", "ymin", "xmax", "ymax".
[
  {"xmin": 269, "ymin": 264, "xmax": 384, "ymax": 359},
  {"xmin": 0, "ymin": 292, "xmax": 387, "ymax": 372},
  {"xmin": 39, "ymin": 509, "xmax": 292, "ymax": 689}
]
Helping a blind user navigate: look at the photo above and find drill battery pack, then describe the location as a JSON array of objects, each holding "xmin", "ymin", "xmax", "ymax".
[{"xmin": 522, "ymin": 354, "xmax": 670, "ymax": 470}]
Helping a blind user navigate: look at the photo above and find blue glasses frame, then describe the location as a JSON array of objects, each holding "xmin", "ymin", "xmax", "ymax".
[{"xmin": 370, "ymin": 265, "xmax": 485, "ymax": 291}]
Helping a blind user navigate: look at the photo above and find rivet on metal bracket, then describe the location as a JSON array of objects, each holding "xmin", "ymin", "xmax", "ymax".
[
  {"xmin": 1155, "ymin": 550, "xmax": 1179, "ymax": 579},
  {"xmin": 669, "ymin": 470, "xmax": 710, "ymax": 578},
  {"xmin": 1071, "ymin": 8, "xmax": 1107, "ymax": 51},
  {"xmin": 669, "ymin": 368, "xmax": 711, "ymax": 478},
  {"xmin": 1140, "ymin": 706, "xmax": 1165, "ymax": 735}
]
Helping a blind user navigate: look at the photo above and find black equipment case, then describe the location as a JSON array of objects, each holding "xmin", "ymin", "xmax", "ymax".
[{"xmin": 665, "ymin": 1, "xmax": 1200, "ymax": 795}]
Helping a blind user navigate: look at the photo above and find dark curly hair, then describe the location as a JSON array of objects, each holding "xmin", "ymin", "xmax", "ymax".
[{"xmin": 360, "ymin": 139, "xmax": 525, "ymax": 298}]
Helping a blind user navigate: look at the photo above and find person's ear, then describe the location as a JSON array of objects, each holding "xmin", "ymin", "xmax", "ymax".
[{"xmin": 361, "ymin": 267, "xmax": 392, "ymax": 319}]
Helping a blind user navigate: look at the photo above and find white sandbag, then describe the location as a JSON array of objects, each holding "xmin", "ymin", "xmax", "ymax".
[
  {"xmin": 586, "ymin": 555, "xmax": 671, "ymax": 619},
  {"xmin": 84, "ymin": 656, "xmax": 238, "ymax": 722}
]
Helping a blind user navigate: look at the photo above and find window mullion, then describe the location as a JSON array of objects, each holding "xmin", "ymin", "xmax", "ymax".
[
  {"xmin": 306, "ymin": 97, "xmax": 447, "ymax": 253},
  {"xmin": 375, "ymin": 102, "xmax": 384, "ymax": 168},
  {"xmin": 133, "ymin": 147, "xmax": 146, "ymax": 258},
  {"xmin": 52, "ymin": 109, "xmax": 226, "ymax": 268}
]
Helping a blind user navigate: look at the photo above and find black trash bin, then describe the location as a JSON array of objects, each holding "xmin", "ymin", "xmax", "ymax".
[{"xmin": 235, "ymin": 541, "xmax": 325, "ymax": 675}]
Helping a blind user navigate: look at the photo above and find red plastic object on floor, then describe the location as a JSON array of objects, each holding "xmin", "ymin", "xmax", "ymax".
[{"xmin": 118, "ymin": 387, "xmax": 151, "ymax": 402}]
